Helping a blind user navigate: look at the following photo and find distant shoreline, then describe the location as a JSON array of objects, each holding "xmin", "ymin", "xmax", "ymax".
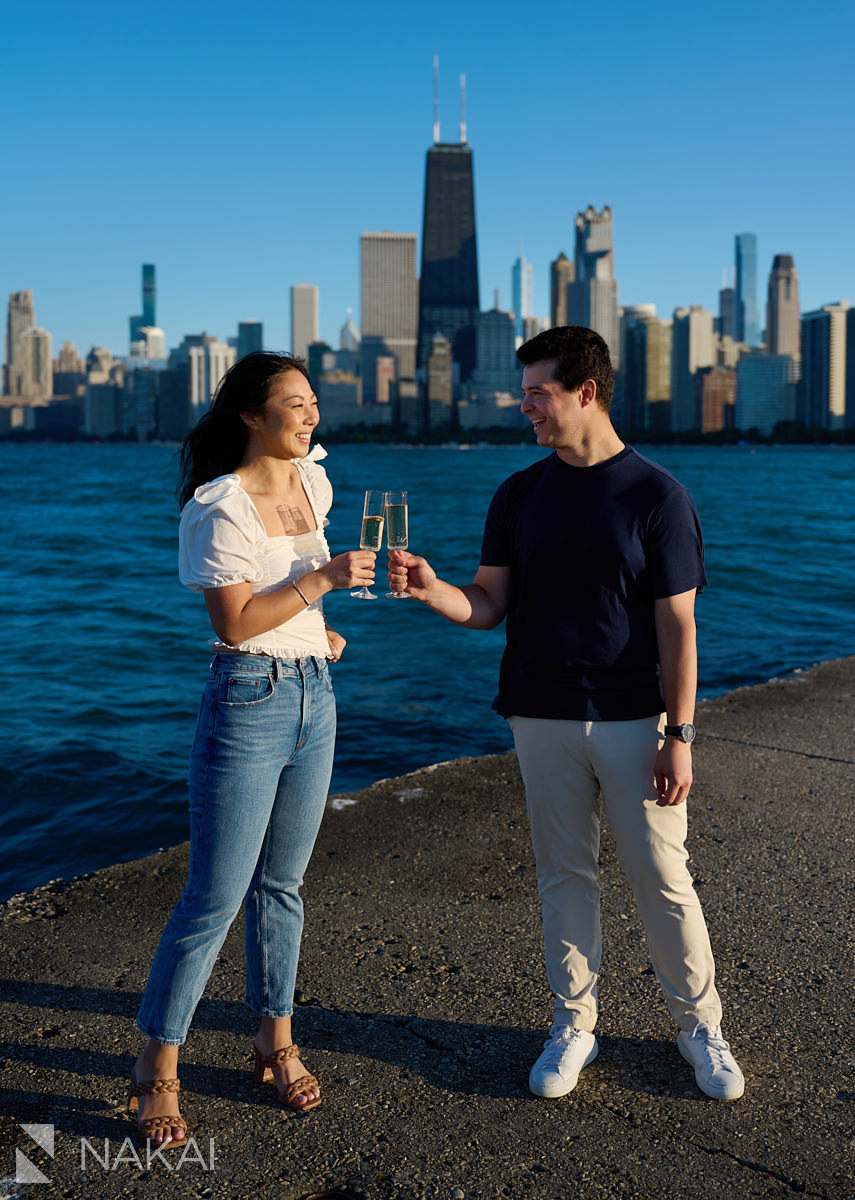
[{"xmin": 3, "ymin": 422, "xmax": 855, "ymax": 448}]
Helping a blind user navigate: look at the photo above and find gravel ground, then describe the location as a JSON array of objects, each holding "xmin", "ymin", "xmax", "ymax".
[{"xmin": 1, "ymin": 658, "xmax": 853, "ymax": 1199}]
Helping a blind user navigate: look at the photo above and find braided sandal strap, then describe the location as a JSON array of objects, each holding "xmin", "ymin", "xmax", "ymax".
[
  {"xmin": 284, "ymin": 1073, "xmax": 319, "ymax": 1108},
  {"xmin": 257, "ymin": 1044, "xmax": 301, "ymax": 1068},
  {"xmin": 129, "ymin": 1077, "xmax": 181, "ymax": 1098},
  {"xmin": 139, "ymin": 1115, "xmax": 187, "ymax": 1136}
]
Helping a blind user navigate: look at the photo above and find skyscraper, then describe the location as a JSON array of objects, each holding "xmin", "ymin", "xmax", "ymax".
[
  {"xmin": 4, "ymin": 289, "xmax": 36, "ymax": 395},
  {"xmin": 468, "ymin": 306, "xmax": 520, "ymax": 401},
  {"xmin": 550, "ymin": 252, "xmax": 574, "ymax": 329},
  {"xmin": 360, "ymin": 231, "xmax": 418, "ymax": 387},
  {"xmin": 340, "ymin": 310, "xmax": 360, "ymax": 352},
  {"xmin": 237, "ymin": 321, "xmax": 263, "ymax": 360},
  {"xmin": 800, "ymin": 302, "xmax": 849, "ymax": 429},
  {"xmin": 142, "ymin": 264, "xmax": 156, "ymax": 326},
  {"xmin": 623, "ymin": 310, "xmax": 671, "ymax": 433},
  {"xmin": 130, "ymin": 264, "xmax": 157, "ymax": 347},
  {"xmin": 19, "ymin": 326, "xmax": 53, "ymax": 399},
  {"xmin": 188, "ymin": 336, "xmax": 236, "ymax": 412},
  {"xmin": 291, "ymin": 284, "xmax": 319, "ymax": 360},
  {"xmin": 736, "ymin": 354, "xmax": 796, "ymax": 435},
  {"xmin": 426, "ymin": 333, "xmax": 454, "ymax": 414},
  {"xmin": 735, "ymin": 234, "xmax": 760, "ymax": 347},
  {"xmin": 416, "ymin": 74, "xmax": 480, "ymax": 383},
  {"xmin": 129, "ymin": 327, "xmax": 166, "ymax": 361},
  {"xmin": 567, "ymin": 206, "xmax": 619, "ymax": 367},
  {"xmin": 511, "ymin": 255, "xmax": 533, "ymax": 340},
  {"xmin": 766, "ymin": 254, "xmax": 800, "ymax": 368},
  {"xmin": 717, "ymin": 267, "xmax": 735, "ymax": 338},
  {"xmin": 671, "ymin": 306, "xmax": 714, "ymax": 431}
]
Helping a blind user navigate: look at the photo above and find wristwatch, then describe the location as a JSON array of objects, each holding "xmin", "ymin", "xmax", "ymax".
[{"xmin": 664, "ymin": 723, "xmax": 696, "ymax": 743}]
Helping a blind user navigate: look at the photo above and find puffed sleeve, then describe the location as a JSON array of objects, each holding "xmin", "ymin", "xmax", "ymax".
[
  {"xmin": 178, "ymin": 475, "xmax": 263, "ymax": 592},
  {"xmin": 300, "ymin": 453, "xmax": 333, "ymax": 529}
]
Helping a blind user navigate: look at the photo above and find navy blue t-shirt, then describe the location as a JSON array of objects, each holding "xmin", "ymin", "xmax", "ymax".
[{"xmin": 480, "ymin": 447, "xmax": 708, "ymax": 721}]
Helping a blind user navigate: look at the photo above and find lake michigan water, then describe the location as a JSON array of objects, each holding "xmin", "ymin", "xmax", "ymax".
[{"xmin": 2, "ymin": 440, "xmax": 854, "ymax": 900}]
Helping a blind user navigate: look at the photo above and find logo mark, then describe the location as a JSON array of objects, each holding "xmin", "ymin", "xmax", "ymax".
[{"xmin": 16, "ymin": 1124, "xmax": 54, "ymax": 1184}]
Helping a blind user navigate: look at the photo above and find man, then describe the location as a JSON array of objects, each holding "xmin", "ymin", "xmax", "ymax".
[{"xmin": 388, "ymin": 326, "xmax": 744, "ymax": 1102}]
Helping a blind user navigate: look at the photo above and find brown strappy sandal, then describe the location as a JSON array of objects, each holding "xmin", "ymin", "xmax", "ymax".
[
  {"xmin": 127, "ymin": 1071, "xmax": 189, "ymax": 1149},
  {"xmin": 252, "ymin": 1043, "xmax": 321, "ymax": 1114}
]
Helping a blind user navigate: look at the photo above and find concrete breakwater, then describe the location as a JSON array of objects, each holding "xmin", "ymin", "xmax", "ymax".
[{"xmin": 1, "ymin": 658, "xmax": 853, "ymax": 1199}]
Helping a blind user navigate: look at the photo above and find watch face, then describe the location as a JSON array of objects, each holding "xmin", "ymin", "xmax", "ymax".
[{"xmin": 683, "ymin": 723, "xmax": 696, "ymax": 743}]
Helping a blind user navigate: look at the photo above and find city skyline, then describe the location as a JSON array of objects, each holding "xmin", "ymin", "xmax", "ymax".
[{"xmin": 2, "ymin": 0, "xmax": 852, "ymax": 357}]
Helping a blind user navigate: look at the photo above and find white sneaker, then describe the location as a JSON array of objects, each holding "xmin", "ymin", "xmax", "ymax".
[
  {"xmin": 678, "ymin": 1022, "xmax": 745, "ymax": 1100},
  {"xmin": 528, "ymin": 1025, "xmax": 598, "ymax": 1098}
]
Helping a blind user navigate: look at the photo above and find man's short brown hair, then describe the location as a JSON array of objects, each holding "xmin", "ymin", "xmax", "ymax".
[{"xmin": 517, "ymin": 326, "xmax": 614, "ymax": 411}]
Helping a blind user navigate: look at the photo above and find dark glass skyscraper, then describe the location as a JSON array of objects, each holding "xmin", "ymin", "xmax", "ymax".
[
  {"xmin": 142, "ymin": 264, "xmax": 156, "ymax": 326},
  {"xmin": 237, "ymin": 320, "xmax": 263, "ymax": 360},
  {"xmin": 130, "ymin": 263, "xmax": 157, "ymax": 346},
  {"xmin": 417, "ymin": 143, "xmax": 480, "ymax": 381},
  {"xmin": 735, "ymin": 234, "xmax": 760, "ymax": 347}
]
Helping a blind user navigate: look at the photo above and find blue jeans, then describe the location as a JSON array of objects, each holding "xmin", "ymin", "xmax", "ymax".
[{"xmin": 137, "ymin": 653, "xmax": 336, "ymax": 1045}]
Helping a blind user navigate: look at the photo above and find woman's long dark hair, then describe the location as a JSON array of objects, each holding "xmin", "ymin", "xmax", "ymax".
[{"xmin": 177, "ymin": 351, "xmax": 310, "ymax": 508}]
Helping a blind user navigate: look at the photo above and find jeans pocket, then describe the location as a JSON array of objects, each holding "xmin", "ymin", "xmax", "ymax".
[
  {"xmin": 217, "ymin": 670, "xmax": 277, "ymax": 707},
  {"xmin": 319, "ymin": 661, "xmax": 334, "ymax": 693}
]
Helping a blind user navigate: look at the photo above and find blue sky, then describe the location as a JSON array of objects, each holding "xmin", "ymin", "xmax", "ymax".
[{"xmin": 2, "ymin": 0, "xmax": 853, "ymax": 358}]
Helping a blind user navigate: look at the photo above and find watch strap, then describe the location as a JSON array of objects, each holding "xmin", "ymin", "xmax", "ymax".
[{"xmin": 664, "ymin": 723, "xmax": 695, "ymax": 742}]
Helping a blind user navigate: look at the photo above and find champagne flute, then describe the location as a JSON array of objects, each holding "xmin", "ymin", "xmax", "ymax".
[
  {"xmin": 351, "ymin": 489, "xmax": 384, "ymax": 599},
  {"xmin": 385, "ymin": 490, "xmax": 410, "ymax": 598}
]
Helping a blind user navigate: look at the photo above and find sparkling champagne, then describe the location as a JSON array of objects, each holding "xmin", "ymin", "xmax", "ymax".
[
  {"xmin": 385, "ymin": 503, "xmax": 408, "ymax": 549},
  {"xmin": 360, "ymin": 515, "xmax": 384, "ymax": 551}
]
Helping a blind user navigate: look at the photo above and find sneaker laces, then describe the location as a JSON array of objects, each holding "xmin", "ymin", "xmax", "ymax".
[
  {"xmin": 690, "ymin": 1022, "xmax": 734, "ymax": 1069},
  {"xmin": 540, "ymin": 1025, "xmax": 584, "ymax": 1067}
]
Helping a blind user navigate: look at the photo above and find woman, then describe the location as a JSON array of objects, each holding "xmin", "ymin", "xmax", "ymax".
[{"xmin": 130, "ymin": 352, "xmax": 375, "ymax": 1147}]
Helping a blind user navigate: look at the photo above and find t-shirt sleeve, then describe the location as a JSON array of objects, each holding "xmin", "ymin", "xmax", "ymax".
[
  {"xmin": 645, "ymin": 486, "xmax": 708, "ymax": 598},
  {"xmin": 178, "ymin": 496, "xmax": 262, "ymax": 593},
  {"xmin": 479, "ymin": 480, "xmax": 512, "ymax": 566}
]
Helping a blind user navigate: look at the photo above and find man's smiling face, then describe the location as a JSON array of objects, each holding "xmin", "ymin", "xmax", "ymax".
[{"xmin": 520, "ymin": 358, "xmax": 586, "ymax": 451}]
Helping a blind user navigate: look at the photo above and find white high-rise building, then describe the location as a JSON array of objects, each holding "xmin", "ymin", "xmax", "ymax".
[
  {"xmin": 291, "ymin": 283, "xmax": 319, "ymax": 360},
  {"xmin": 19, "ymin": 327, "xmax": 53, "ymax": 398},
  {"xmin": 188, "ymin": 337, "xmax": 236, "ymax": 411},
  {"xmin": 129, "ymin": 326, "xmax": 166, "ymax": 362},
  {"xmin": 360, "ymin": 232, "xmax": 418, "ymax": 382},
  {"xmin": 671, "ymin": 306, "xmax": 714, "ymax": 431},
  {"xmin": 4, "ymin": 290, "xmax": 36, "ymax": 395}
]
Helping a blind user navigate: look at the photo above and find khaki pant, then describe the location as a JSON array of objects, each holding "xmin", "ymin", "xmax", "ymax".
[{"xmin": 509, "ymin": 714, "xmax": 722, "ymax": 1033}]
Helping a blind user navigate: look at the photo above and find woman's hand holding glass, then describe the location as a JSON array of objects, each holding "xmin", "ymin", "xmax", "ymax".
[
  {"xmin": 352, "ymin": 490, "xmax": 385, "ymax": 599},
  {"xmin": 316, "ymin": 549, "xmax": 376, "ymax": 592}
]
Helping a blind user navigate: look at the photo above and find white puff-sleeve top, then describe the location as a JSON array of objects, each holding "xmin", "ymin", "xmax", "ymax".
[{"xmin": 178, "ymin": 447, "xmax": 333, "ymax": 659}]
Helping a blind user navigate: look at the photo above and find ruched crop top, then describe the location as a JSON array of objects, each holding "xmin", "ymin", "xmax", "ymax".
[{"xmin": 178, "ymin": 446, "xmax": 333, "ymax": 659}]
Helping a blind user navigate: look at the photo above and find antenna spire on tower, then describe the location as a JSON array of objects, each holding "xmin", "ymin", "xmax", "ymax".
[
  {"xmin": 459, "ymin": 73, "xmax": 467, "ymax": 144},
  {"xmin": 433, "ymin": 53, "xmax": 440, "ymax": 144}
]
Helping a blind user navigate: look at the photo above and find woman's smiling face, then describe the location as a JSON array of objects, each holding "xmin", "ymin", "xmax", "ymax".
[{"xmin": 245, "ymin": 369, "xmax": 319, "ymax": 458}]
